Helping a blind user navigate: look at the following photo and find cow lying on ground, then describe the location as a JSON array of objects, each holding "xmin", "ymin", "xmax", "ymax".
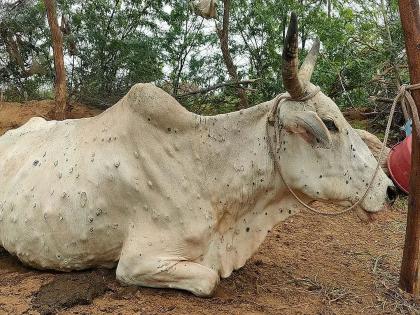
[{"xmin": 0, "ymin": 14, "xmax": 395, "ymax": 296}]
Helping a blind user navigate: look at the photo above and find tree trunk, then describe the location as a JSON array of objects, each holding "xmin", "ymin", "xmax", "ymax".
[
  {"xmin": 327, "ymin": 0, "xmax": 331, "ymax": 18},
  {"xmin": 217, "ymin": 0, "xmax": 248, "ymax": 109},
  {"xmin": 45, "ymin": 0, "xmax": 67, "ymax": 120},
  {"xmin": 398, "ymin": 0, "xmax": 420, "ymax": 295}
]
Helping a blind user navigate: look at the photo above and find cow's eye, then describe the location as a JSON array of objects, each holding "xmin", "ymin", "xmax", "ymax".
[{"xmin": 322, "ymin": 119, "xmax": 338, "ymax": 132}]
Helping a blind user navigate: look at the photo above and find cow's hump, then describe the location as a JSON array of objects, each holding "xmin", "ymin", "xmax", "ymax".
[{"xmin": 123, "ymin": 83, "xmax": 195, "ymax": 129}]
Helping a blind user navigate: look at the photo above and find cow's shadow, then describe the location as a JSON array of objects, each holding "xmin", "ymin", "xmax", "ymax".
[{"xmin": 0, "ymin": 246, "xmax": 31, "ymax": 274}]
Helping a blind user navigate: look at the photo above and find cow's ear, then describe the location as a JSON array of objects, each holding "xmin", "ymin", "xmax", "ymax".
[{"xmin": 282, "ymin": 111, "xmax": 332, "ymax": 148}]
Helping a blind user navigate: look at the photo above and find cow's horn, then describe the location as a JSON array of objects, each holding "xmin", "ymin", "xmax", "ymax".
[
  {"xmin": 299, "ymin": 38, "xmax": 320, "ymax": 82},
  {"xmin": 282, "ymin": 12, "xmax": 306, "ymax": 100}
]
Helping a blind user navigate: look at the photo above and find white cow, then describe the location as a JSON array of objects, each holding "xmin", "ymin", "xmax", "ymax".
[{"xmin": 0, "ymin": 14, "xmax": 395, "ymax": 296}]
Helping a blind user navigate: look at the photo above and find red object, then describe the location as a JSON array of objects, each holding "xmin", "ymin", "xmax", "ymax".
[{"xmin": 388, "ymin": 135, "xmax": 412, "ymax": 193}]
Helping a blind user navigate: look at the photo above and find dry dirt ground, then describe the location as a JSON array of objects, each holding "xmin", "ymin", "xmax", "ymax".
[
  {"xmin": 0, "ymin": 100, "xmax": 101, "ymax": 136},
  {"xmin": 0, "ymin": 101, "xmax": 419, "ymax": 315}
]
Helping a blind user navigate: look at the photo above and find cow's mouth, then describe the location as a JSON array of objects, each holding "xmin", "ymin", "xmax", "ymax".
[{"xmin": 350, "ymin": 181, "xmax": 397, "ymax": 222}]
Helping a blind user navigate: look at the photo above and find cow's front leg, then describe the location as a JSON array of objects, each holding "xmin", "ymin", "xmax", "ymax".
[
  {"xmin": 116, "ymin": 232, "xmax": 219, "ymax": 297},
  {"xmin": 116, "ymin": 254, "xmax": 219, "ymax": 297}
]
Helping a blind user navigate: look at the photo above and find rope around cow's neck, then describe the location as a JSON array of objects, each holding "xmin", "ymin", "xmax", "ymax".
[{"xmin": 266, "ymin": 83, "xmax": 420, "ymax": 216}]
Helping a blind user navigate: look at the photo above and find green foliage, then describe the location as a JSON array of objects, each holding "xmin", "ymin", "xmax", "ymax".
[
  {"xmin": 58, "ymin": 0, "xmax": 165, "ymax": 106},
  {"xmin": 0, "ymin": 0, "xmax": 52, "ymax": 100},
  {"xmin": 0, "ymin": 0, "xmax": 408, "ymax": 118}
]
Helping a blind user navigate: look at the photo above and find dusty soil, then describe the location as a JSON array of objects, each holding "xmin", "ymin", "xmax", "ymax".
[
  {"xmin": 0, "ymin": 101, "xmax": 419, "ymax": 315},
  {"xmin": 0, "ymin": 100, "xmax": 101, "ymax": 136}
]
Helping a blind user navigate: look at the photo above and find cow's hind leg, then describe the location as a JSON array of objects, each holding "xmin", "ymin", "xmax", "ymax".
[{"xmin": 116, "ymin": 251, "xmax": 219, "ymax": 297}]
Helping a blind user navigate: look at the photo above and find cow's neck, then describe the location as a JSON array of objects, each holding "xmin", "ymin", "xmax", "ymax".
[
  {"xmin": 194, "ymin": 101, "xmax": 304, "ymax": 277},
  {"xmin": 195, "ymin": 102, "xmax": 282, "ymax": 215}
]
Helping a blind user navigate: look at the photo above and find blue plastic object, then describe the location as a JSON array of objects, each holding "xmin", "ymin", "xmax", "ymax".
[{"xmin": 404, "ymin": 119, "xmax": 412, "ymax": 136}]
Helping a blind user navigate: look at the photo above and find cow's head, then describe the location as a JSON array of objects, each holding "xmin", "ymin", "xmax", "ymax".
[{"xmin": 275, "ymin": 13, "xmax": 396, "ymax": 213}]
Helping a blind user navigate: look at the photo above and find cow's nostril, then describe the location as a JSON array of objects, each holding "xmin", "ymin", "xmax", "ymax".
[{"xmin": 386, "ymin": 185, "xmax": 397, "ymax": 204}]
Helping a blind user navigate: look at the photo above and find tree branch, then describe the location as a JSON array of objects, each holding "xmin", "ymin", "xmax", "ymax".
[
  {"xmin": 369, "ymin": 96, "xmax": 397, "ymax": 103},
  {"xmin": 176, "ymin": 79, "xmax": 259, "ymax": 97},
  {"xmin": 216, "ymin": 0, "xmax": 249, "ymax": 109}
]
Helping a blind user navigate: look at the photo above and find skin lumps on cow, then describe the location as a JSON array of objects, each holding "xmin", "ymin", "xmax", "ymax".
[{"xmin": 0, "ymin": 13, "xmax": 394, "ymax": 297}]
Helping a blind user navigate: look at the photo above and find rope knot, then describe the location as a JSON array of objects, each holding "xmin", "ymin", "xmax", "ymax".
[{"xmin": 268, "ymin": 86, "xmax": 321, "ymax": 125}]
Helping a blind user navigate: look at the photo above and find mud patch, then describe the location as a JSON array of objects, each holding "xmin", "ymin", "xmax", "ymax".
[{"xmin": 32, "ymin": 269, "xmax": 113, "ymax": 314}]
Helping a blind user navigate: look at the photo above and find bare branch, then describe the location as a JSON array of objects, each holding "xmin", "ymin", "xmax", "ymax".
[{"xmin": 176, "ymin": 79, "xmax": 259, "ymax": 97}]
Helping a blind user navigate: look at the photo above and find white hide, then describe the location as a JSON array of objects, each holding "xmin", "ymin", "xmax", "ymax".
[
  {"xmin": 355, "ymin": 129, "xmax": 390, "ymax": 175},
  {"xmin": 0, "ymin": 83, "xmax": 392, "ymax": 296}
]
